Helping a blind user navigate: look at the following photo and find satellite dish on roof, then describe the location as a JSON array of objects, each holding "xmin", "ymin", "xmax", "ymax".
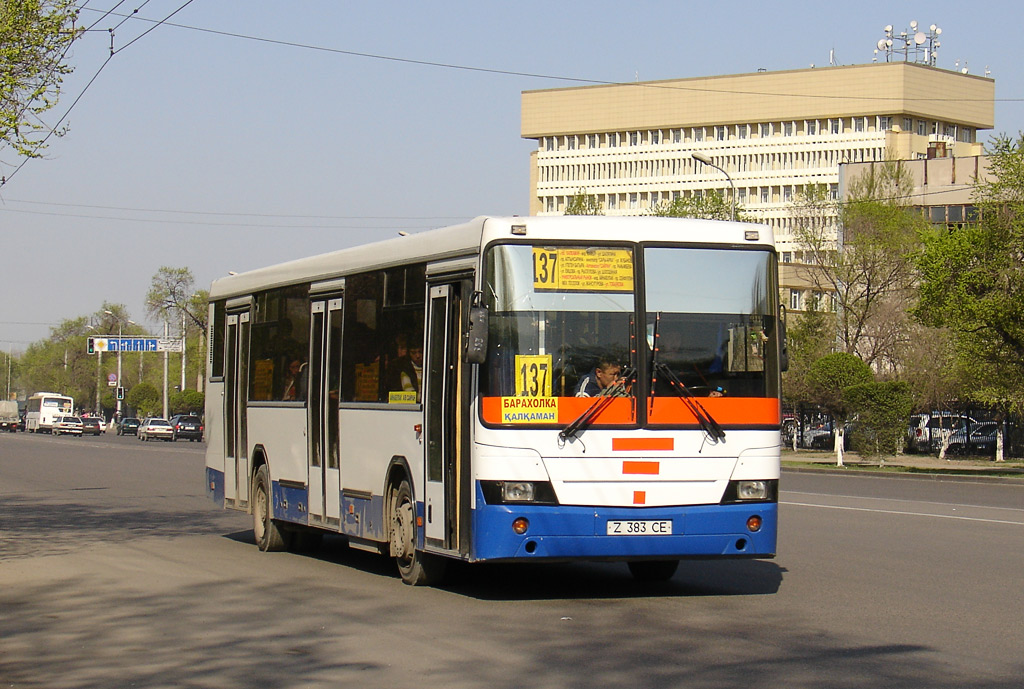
[
  {"xmin": 914, "ymin": 32, "xmax": 926, "ymax": 45},
  {"xmin": 910, "ymin": 20, "xmax": 918, "ymax": 29},
  {"xmin": 877, "ymin": 39, "xmax": 888, "ymax": 50}
]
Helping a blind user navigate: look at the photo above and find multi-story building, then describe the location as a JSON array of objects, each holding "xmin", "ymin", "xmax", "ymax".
[{"xmin": 521, "ymin": 62, "xmax": 994, "ymax": 262}]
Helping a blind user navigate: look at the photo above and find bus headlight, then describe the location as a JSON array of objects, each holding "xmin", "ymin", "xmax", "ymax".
[
  {"xmin": 503, "ymin": 481, "xmax": 535, "ymax": 502},
  {"xmin": 721, "ymin": 479, "xmax": 777, "ymax": 504},
  {"xmin": 480, "ymin": 481, "xmax": 559, "ymax": 505}
]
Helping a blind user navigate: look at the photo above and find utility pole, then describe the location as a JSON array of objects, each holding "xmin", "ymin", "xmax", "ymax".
[
  {"xmin": 181, "ymin": 311, "xmax": 186, "ymax": 392},
  {"xmin": 162, "ymin": 319, "xmax": 169, "ymax": 419}
]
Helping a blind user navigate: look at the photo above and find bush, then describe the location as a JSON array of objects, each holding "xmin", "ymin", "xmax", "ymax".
[{"xmin": 844, "ymin": 381, "xmax": 914, "ymax": 457}]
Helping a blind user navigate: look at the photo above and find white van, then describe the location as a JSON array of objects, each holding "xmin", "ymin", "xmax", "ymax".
[{"xmin": 907, "ymin": 413, "xmax": 975, "ymax": 453}]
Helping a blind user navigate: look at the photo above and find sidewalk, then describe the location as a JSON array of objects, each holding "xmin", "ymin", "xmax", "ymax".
[{"xmin": 782, "ymin": 448, "xmax": 1024, "ymax": 479}]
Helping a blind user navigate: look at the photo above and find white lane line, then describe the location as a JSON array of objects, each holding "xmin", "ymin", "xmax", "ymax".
[
  {"xmin": 784, "ymin": 490, "xmax": 1024, "ymax": 514},
  {"xmin": 781, "ymin": 500, "xmax": 1024, "ymax": 526}
]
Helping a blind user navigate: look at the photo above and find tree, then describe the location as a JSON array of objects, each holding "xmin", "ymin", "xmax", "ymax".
[
  {"xmin": 915, "ymin": 133, "xmax": 1024, "ymax": 459},
  {"xmin": 843, "ymin": 381, "xmax": 914, "ymax": 459},
  {"xmin": 126, "ymin": 382, "xmax": 160, "ymax": 418},
  {"xmin": 791, "ymin": 166, "xmax": 928, "ymax": 370},
  {"xmin": 1, "ymin": 1, "xmax": 82, "ymax": 168},
  {"xmin": 651, "ymin": 190, "xmax": 748, "ymax": 221},
  {"xmin": 564, "ymin": 188, "xmax": 603, "ymax": 215},
  {"xmin": 807, "ymin": 352, "xmax": 873, "ymax": 466},
  {"xmin": 781, "ymin": 297, "xmax": 834, "ymax": 448},
  {"xmin": 147, "ymin": 267, "xmax": 209, "ymax": 392}
]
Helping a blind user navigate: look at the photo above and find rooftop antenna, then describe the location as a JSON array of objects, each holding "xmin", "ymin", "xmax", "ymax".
[{"xmin": 877, "ymin": 21, "xmax": 940, "ymax": 66}]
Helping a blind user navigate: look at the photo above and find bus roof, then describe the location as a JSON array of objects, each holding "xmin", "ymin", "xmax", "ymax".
[{"xmin": 208, "ymin": 215, "xmax": 773, "ymax": 300}]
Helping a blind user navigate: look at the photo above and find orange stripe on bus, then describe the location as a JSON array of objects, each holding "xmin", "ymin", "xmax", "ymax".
[
  {"xmin": 613, "ymin": 437, "xmax": 674, "ymax": 451},
  {"xmin": 633, "ymin": 491, "xmax": 646, "ymax": 505},
  {"xmin": 623, "ymin": 461, "xmax": 660, "ymax": 475}
]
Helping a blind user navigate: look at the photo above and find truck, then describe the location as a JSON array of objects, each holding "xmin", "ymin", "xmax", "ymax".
[{"xmin": 0, "ymin": 400, "xmax": 20, "ymax": 432}]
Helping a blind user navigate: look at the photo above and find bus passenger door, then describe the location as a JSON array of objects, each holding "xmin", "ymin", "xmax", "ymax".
[
  {"xmin": 224, "ymin": 310, "xmax": 250, "ymax": 508},
  {"xmin": 308, "ymin": 297, "xmax": 343, "ymax": 526},
  {"xmin": 423, "ymin": 283, "xmax": 464, "ymax": 548}
]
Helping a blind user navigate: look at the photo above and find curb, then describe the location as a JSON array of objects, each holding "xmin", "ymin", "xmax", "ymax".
[{"xmin": 782, "ymin": 463, "xmax": 1024, "ymax": 485}]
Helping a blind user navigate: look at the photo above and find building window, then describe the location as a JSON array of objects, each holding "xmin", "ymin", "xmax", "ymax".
[
  {"xmin": 829, "ymin": 118, "xmax": 841, "ymax": 134},
  {"xmin": 761, "ymin": 188, "xmax": 770, "ymax": 204},
  {"xmin": 784, "ymin": 186, "xmax": 793, "ymax": 203},
  {"xmin": 829, "ymin": 183, "xmax": 839, "ymax": 200},
  {"xmin": 650, "ymin": 130, "xmax": 661, "ymax": 145},
  {"xmin": 917, "ymin": 120, "xmax": 927, "ymax": 136},
  {"xmin": 715, "ymin": 126, "xmax": 727, "ymax": 141},
  {"xmin": 737, "ymin": 124, "xmax": 749, "ymax": 139},
  {"xmin": 854, "ymin": 117, "xmax": 865, "ymax": 133},
  {"xmin": 693, "ymin": 127, "xmax": 704, "ymax": 142},
  {"xmin": 903, "ymin": 117, "xmax": 912, "ymax": 132},
  {"xmin": 545, "ymin": 137, "xmax": 554, "ymax": 151},
  {"xmin": 944, "ymin": 124, "xmax": 956, "ymax": 138},
  {"xmin": 737, "ymin": 188, "xmax": 747, "ymax": 203},
  {"xmin": 806, "ymin": 120, "xmax": 817, "ymax": 136},
  {"xmin": 630, "ymin": 132, "xmax": 639, "ymax": 146},
  {"xmin": 567, "ymin": 135, "xmax": 577, "ymax": 150},
  {"xmin": 790, "ymin": 290, "xmax": 802, "ymax": 310},
  {"xmin": 783, "ymin": 122, "xmax": 794, "ymax": 136},
  {"xmin": 960, "ymin": 127, "xmax": 973, "ymax": 143},
  {"xmin": 782, "ymin": 252, "xmax": 792, "ymax": 263},
  {"xmin": 878, "ymin": 116, "xmax": 892, "ymax": 131},
  {"xmin": 673, "ymin": 129, "xmax": 682, "ymax": 143},
  {"xmin": 609, "ymin": 132, "xmax": 619, "ymax": 148},
  {"xmin": 760, "ymin": 123, "xmax": 771, "ymax": 138},
  {"xmin": 588, "ymin": 134, "xmax": 598, "ymax": 149},
  {"xmin": 608, "ymin": 194, "xmax": 617, "ymax": 210},
  {"xmin": 629, "ymin": 193, "xmax": 638, "ymax": 209},
  {"xmin": 546, "ymin": 197, "xmax": 555, "ymax": 213}
]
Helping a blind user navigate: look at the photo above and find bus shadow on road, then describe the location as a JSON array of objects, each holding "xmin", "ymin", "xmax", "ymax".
[{"xmin": 222, "ymin": 530, "xmax": 784, "ymax": 600}]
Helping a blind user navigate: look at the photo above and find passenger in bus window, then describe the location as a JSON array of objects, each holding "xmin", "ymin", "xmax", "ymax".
[
  {"xmin": 282, "ymin": 359, "xmax": 308, "ymax": 401},
  {"xmin": 574, "ymin": 359, "xmax": 622, "ymax": 397},
  {"xmin": 386, "ymin": 341, "xmax": 423, "ymax": 396}
]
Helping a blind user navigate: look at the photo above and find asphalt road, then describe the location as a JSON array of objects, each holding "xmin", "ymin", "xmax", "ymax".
[{"xmin": 1, "ymin": 432, "xmax": 1022, "ymax": 689}]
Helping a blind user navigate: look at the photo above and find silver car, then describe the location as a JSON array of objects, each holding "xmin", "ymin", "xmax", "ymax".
[
  {"xmin": 138, "ymin": 418, "xmax": 174, "ymax": 442},
  {"xmin": 52, "ymin": 416, "xmax": 84, "ymax": 436}
]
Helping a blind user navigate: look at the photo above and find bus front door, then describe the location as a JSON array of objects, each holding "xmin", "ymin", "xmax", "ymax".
[
  {"xmin": 307, "ymin": 297, "xmax": 342, "ymax": 526},
  {"xmin": 424, "ymin": 282, "xmax": 467, "ymax": 550},
  {"xmin": 224, "ymin": 310, "xmax": 250, "ymax": 509}
]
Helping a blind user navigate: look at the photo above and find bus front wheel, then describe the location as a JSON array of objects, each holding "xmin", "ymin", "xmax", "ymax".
[
  {"xmin": 627, "ymin": 560, "xmax": 679, "ymax": 582},
  {"xmin": 253, "ymin": 465, "xmax": 287, "ymax": 552},
  {"xmin": 389, "ymin": 478, "xmax": 445, "ymax": 586}
]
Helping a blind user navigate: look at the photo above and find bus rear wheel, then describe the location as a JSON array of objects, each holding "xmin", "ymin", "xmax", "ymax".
[
  {"xmin": 389, "ymin": 478, "xmax": 445, "ymax": 586},
  {"xmin": 253, "ymin": 465, "xmax": 288, "ymax": 552},
  {"xmin": 627, "ymin": 560, "xmax": 679, "ymax": 582}
]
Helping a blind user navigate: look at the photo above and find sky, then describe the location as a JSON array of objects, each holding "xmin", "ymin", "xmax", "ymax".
[{"xmin": 2, "ymin": 0, "xmax": 1022, "ymax": 351}]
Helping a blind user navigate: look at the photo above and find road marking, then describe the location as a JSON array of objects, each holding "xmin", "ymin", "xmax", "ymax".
[
  {"xmin": 784, "ymin": 489, "xmax": 1024, "ymax": 514},
  {"xmin": 782, "ymin": 500, "xmax": 1024, "ymax": 526}
]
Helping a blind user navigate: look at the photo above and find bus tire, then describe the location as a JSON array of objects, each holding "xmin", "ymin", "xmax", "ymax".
[
  {"xmin": 389, "ymin": 478, "xmax": 446, "ymax": 586},
  {"xmin": 253, "ymin": 464, "xmax": 287, "ymax": 552},
  {"xmin": 627, "ymin": 560, "xmax": 679, "ymax": 582}
]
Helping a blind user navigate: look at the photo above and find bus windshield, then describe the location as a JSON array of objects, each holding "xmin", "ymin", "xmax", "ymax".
[{"xmin": 479, "ymin": 242, "xmax": 780, "ymax": 428}]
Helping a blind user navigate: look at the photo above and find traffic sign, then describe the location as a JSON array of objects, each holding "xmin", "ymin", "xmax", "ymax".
[{"xmin": 86, "ymin": 337, "xmax": 184, "ymax": 353}]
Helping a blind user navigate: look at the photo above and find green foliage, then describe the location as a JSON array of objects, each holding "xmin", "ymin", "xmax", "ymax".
[
  {"xmin": 170, "ymin": 389, "xmax": 204, "ymax": 415},
  {"xmin": 915, "ymin": 133, "xmax": 1024, "ymax": 414},
  {"xmin": 651, "ymin": 190, "xmax": 748, "ymax": 221},
  {"xmin": 782, "ymin": 298, "xmax": 834, "ymax": 408},
  {"xmin": 807, "ymin": 352, "xmax": 873, "ymax": 423},
  {"xmin": 564, "ymin": 188, "xmax": 603, "ymax": 215},
  {"xmin": 843, "ymin": 381, "xmax": 914, "ymax": 457},
  {"xmin": 1, "ymin": 0, "xmax": 82, "ymax": 161},
  {"xmin": 126, "ymin": 382, "xmax": 160, "ymax": 418}
]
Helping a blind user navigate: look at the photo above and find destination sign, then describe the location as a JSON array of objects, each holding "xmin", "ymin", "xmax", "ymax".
[{"xmin": 532, "ymin": 247, "xmax": 634, "ymax": 293}]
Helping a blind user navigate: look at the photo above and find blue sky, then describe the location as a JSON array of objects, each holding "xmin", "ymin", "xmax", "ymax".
[{"xmin": 2, "ymin": 0, "xmax": 1021, "ymax": 349}]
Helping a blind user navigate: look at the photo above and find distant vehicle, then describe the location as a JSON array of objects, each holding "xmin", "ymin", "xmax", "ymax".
[
  {"xmin": 0, "ymin": 400, "xmax": 19, "ymax": 432},
  {"xmin": 117, "ymin": 417, "xmax": 140, "ymax": 436},
  {"xmin": 169, "ymin": 414, "xmax": 203, "ymax": 442},
  {"xmin": 907, "ymin": 413, "xmax": 975, "ymax": 453},
  {"xmin": 80, "ymin": 417, "xmax": 104, "ymax": 436},
  {"xmin": 946, "ymin": 422, "xmax": 999, "ymax": 456},
  {"xmin": 25, "ymin": 392, "xmax": 74, "ymax": 433},
  {"xmin": 52, "ymin": 416, "xmax": 84, "ymax": 436},
  {"xmin": 138, "ymin": 418, "xmax": 174, "ymax": 442}
]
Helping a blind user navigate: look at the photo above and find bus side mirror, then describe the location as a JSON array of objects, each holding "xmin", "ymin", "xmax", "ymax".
[
  {"xmin": 777, "ymin": 305, "xmax": 789, "ymax": 372},
  {"xmin": 464, "ymin": 305, "xmax": 489, "ymax": 364}
]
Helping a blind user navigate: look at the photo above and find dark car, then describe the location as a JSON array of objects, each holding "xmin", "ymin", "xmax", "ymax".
[
  {"xmin": 117, "ymin": 417, "xmax": 140, "ymax": 436},
  {"xmin": 81, "ymin": 417, "xmax": 104, "ymax": 436},
  {"xmin": 947, "ymin": 422, "xmax": 999, "ymax": 456},
  {"xmin": 169, "ymin": 414, "xmax": 203, "ymax": 442}
]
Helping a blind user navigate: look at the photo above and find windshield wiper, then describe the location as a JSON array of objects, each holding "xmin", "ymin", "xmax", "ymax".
[
  {"xmin": 558, "ymin": 367, "xmax": 636, "ymax": 442},
  {"xmin": 649, "ymin": 312, "xmax": 726, "ymax": 443}
]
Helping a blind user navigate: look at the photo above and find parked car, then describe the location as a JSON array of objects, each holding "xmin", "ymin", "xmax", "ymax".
[
  {"xmin": 906, "ymin": 413, "xmax": 975, "ymax": 453},
  {"xmin": 52, "ymin": 416, "xmax": 84, "ymax": 436},
  {"xmin": 169, "ymin": 414, "xmax": 203, "ymax": 442},
  {"xmin": 80, "ymin": 417, "xmax": 104, "ymax": 436},
  {"xmin": 138, "ymin": 417, "xmax": 174, "ymax": 442},
  {"xmin": 0, "ymin": 400, "xmax": 20, "ymax": 432},
  {"xmin": 117, "ymin": 417, "xmax": 140, "ymax": 436},
  {"xmin": 946, "ymin": 422, "xmax": 999, "ymax": 456}
]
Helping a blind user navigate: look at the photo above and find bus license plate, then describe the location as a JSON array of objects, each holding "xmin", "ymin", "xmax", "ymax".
[{"xmin": 606, "ymin": 520, "xmax": 673, "ymax": 536}]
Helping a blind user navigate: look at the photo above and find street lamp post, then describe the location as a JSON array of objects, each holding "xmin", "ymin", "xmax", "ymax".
[{"xmin": 691, "ymin": 152, "xmax": 736, "ymax": 221}]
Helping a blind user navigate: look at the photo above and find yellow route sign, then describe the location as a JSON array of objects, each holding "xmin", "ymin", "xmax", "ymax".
[{"xmin": 532, "ymin": 248, "xmax": 633, "ymax": 293}]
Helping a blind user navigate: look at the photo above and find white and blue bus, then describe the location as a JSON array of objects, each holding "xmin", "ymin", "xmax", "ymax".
[{"xmin": 205, "ymin": 216, "xmax": 785, "ymax": 584}]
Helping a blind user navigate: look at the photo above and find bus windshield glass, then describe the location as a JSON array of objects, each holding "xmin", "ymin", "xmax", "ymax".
[
  {"xmin": 645, "ymin": 246, "xmax": 780, "ymax": 406},
  {"xmin": 479, "ymin": 244, "xmax": 636, "ymax": 426}
]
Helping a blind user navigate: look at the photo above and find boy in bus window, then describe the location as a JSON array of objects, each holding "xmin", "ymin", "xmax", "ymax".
[
  {"xmin": 386, "ymin": 340, "xmax": 423, "ymax": 396},
  {"xmin": 282, "ymin": 359, "xmax": 307, "ymax": 401},
  {"xmin": 574, "ymin": 359, "xmax": 623, "ymax": 397}
]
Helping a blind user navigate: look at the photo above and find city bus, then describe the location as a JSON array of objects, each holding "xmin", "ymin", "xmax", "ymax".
[
  {"xmin": 205, "ymin": 216, "xmax": 785, "ymax": 585},
  {"xmin": 25, "ymin": 392, "xmax": 75, "ymax": 433}
]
